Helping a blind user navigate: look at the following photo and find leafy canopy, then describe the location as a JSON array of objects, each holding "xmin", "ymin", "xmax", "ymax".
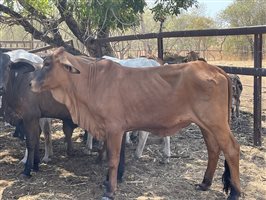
[{"xmin": 151, "ymin": 0, "xmax": 198, "ymax": 22}]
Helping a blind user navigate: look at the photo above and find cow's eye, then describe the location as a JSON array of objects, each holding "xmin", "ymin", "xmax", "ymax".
[
  {"xmin": 43, "ymin": 62, "xmax": 49, "ymax": 67},
  {"xmin": 64, "ymin": 64, "xmax": 71, "ymax": 72}
]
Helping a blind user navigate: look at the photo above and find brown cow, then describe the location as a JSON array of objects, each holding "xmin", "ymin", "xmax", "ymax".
[
  {"xmin": 182, "ymin": 52, "xmax": 243, "ymax": 119},
  {"xmin": 30, "ymin": 47, "xmax": 240, "ymax": 200}
]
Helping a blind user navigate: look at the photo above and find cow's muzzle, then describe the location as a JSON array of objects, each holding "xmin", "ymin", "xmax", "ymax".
[{"xmin": 29, "ymin": 80, "xmax": 41, "ymax": 93}]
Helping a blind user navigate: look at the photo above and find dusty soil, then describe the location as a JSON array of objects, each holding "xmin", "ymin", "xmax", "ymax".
[{"xmin": 0, "ymin": 110, "xmax": 265, "ymax": 200}]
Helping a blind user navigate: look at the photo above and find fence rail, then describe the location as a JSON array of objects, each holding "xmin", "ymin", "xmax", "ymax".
[{"xmin": 0, "ymin": 40, "xmax": 46, "ymax": 50}]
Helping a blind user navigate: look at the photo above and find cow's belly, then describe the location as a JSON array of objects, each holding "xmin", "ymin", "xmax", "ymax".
[
  {"xmin": 129, "ymin": 113, "xmax": 192, "ymax": 137},
  {"xmin": 150, "ymin": 121, "xmax": 191, "ymax": 137}
]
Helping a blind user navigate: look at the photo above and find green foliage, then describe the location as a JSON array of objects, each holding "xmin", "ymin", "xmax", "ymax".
[
  {"xmin": 151, "ymin": 0, "xmax": 198, "ymax": 22},
  {"xmin": 219, "ymin": 0, "xmax": 266, "ymax": 58},
  {"xmin": 66, "ymin": 0, "xmax": 146, "ymax": 31},
  {"xmin": 220, "ymin": 0, "xmax": 266, "ymax": 27},
  {"xmin": 25, "ymin": 0, "xmax": 55, "ymax": 16},
  {"xmin": 3, "ymin": 0, "xmax": 55, "ymax": 16}
]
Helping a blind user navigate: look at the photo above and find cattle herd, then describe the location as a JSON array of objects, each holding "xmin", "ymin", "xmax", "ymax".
[{"xmin": 0, "ymin": 48, "xmax": 243, "ymax": 200}]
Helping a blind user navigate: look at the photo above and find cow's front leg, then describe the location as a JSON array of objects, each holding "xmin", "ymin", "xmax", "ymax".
[
  {"xmin": 23, "ymin": 138, "xmax": 33, "ymax": 177},
  {"xmin": 23, "ymin": 120, "xmax": 41, "ymax": 177},
  {"xmin": 33, "ymin": 133, "xmax": 40, "ymax": 172},
  {"xmin": 62, "ymin": 120, "xmax": 75, "ymax": 156},
  {"xmin": 103, "ymin": 132, "xmax": 124, "ymax": 200}
]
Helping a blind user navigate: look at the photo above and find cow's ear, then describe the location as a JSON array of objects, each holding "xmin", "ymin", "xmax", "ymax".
[
  {"xmin": 54, "ymin": 47, "xmax": 80, "ymax": 74},
  {"xmin": 53, "ymin": 47, "xmax": 65, "ymax": 57},
  {"xmin": 10, "ymin": 62, "xmax": 36, "ymax": 74}
]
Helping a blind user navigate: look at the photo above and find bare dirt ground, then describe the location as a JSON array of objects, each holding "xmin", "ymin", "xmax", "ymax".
[{"xmin": 0, "ymin": 110, "xmax": 265, "ymax": 200}]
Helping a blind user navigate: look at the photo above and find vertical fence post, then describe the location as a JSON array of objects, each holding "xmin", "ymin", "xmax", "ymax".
[
  {"xmin": 253, "ymin": 34, "xmax": 262, "ymax": 146},
  {"xmin": 157, "ymin": 36, "xmax": 163, "ymax": 60}
]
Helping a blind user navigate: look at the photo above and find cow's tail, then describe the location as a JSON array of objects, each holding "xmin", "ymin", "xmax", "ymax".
[{"xmin": 215, "ymin": 67, "xmax": 233, "ymax": 194}]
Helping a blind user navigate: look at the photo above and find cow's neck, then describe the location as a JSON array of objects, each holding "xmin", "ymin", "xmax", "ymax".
[{"xmin": 50, "ymin": 83, "xmax": 106, "ymax": 140}]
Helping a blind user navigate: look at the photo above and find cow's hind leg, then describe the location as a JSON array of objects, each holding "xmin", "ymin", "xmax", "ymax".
[
  {"xmin": 41, "ymin": 119, "xmax": 53, "ymax": 163},
  {"xmin": 196, "ymin": 128, "xmax": 221, "ymax": 191},
  {"xmin": 84, "ymin": 131, "xmax": 93, "ymax": 155},
  {"xmin": 161, "ymin": 136, "xmax": 171, "ymax": 164},
  {"xmin": 135, "ymin": 131, "xmax": 149, "ymax": 158},
  {"xmin": 205, "ymin": 124, "xmax": 240, "ymax": 200},
  {"xmin": 220, "ymin": 132, "xmax": 241, "ymax": 200}
]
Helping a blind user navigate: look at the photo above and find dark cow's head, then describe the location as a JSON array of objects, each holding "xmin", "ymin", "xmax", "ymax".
[
  {"xmin": 0, "ymin": 51, "xmax": 36, "ymax": 95},
  {"xmin": 0, "ymin": 52, "xmax": 11, "ymax": 95},
  {"xmin": 30, "ymin": 47, "xmax": 80, "ymax": 93}
]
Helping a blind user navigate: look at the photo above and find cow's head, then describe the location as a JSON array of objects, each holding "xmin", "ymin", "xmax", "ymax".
[
  {"xmin": 0, "ymin": 52, "xmax": 11, "ymax": 95},
  {"xmin": 0, "ymin": 51, "xmax": 36, "ymax": 95},
  {"xmin": 30, "ymin": 47, "xmax": 80, "ymax": 93}
]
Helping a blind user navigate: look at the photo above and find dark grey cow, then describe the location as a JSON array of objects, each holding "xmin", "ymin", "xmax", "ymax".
[
  {"xmin": 228, "ymin": 74, "xmax": 243, "ymax": 118},
  {"xmin": 0, "ymin": 51, "xmax": 77, "ymax": 176}
]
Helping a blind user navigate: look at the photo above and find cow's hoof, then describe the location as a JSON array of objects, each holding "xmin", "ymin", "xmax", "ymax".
[
  {"xmin": 117, "ymin": 177, "xmax": 123, "ymax": 184},
  {"xmin": 134, "ymin": 152, "xmax": 141, "ymax": 160},
  {"xmin": 102, "ymin": 180, "xmax": 109, "ymax": 188},
  {"xmin": 102, "ymin": 192, "xmax": 114, "ymax": 200},
  {"xmin": 32, "ymin": 164, "xmax": 39, "ymax": 172},
  {"xmin": 95, "ymin": 156, "xmax": 103, "ymax": 164},
  {"xmin": 227, "ymin": 190, "xmax": 240, "ymax": 200},
  {"xmin": 195, "ymin": 183, "xmax": 210, "ymax": 191},
  {"xmin": 19, "ymin": 173, "xmax": 31, "ymax": 179},
  {"xmin": 66, "ymin": 151, "xmax": 74, "ymax": 157},
  {"xmin": 102, "ymin": 197, "xmax": 113, "ymax": 200},
  {"xmin": 32, "ymin": 168, "xmax": 39, "ymax": 172},
  {"xmin": 19, "ymin": 159, "xmax": 27, "ymax": 165},
  {"xmin": 42, "ymin": 157, "xmax": 51, "ymax": 163},
  {"xmin": 227, "ymin": 195, "xmax": 239, "ymax": 200},
  {"xmin": 159, "ymin": 158, "xmax": 170, "ymax": 164},
  {"xmin": 83, "ymin": 149, "xmax": 92, "ymax": 155}
]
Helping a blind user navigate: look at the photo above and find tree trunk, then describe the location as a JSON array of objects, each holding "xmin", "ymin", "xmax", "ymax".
[{"xmin": 85, "ymin": 27, "xmax": 114, "ymax": 57}]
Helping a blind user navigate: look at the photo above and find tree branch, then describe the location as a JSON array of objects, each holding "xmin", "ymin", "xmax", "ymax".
[
  {"xmin": 0, "ymin": 3, "xmax": 81, "ymax": 55},
  {"xmin": 17, "ymin": 0, "xmax": 64, "ymax": 45},
  {"xmin": 56, "ymin": 0, "xmax": 92, "ymax": 43}
]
